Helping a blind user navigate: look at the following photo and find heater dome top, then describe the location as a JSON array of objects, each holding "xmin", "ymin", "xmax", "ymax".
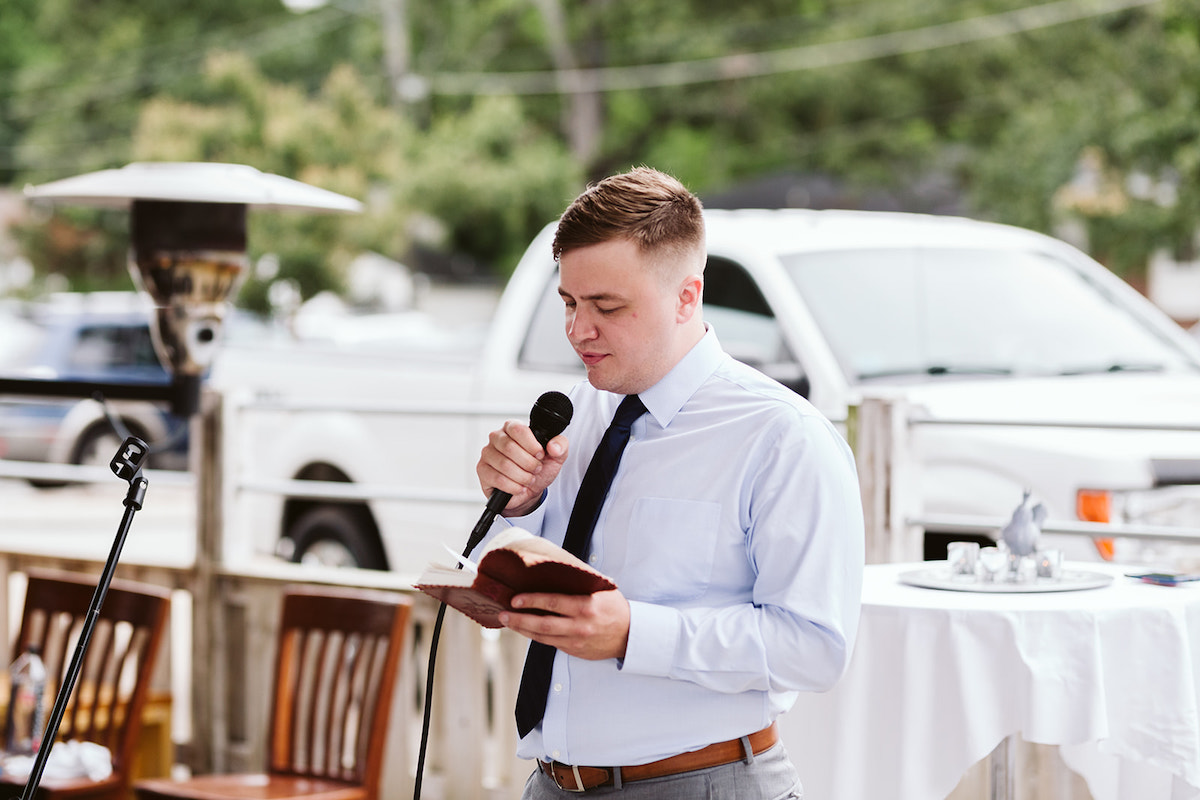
[{"xmin": 24, "ymin": 162, "xmax": 362, "ymax": 214}]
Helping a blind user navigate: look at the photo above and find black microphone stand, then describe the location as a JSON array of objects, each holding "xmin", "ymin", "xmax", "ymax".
[{"xmin": 17, "ymin": 436, "xmax": 150, "ymax": 800}]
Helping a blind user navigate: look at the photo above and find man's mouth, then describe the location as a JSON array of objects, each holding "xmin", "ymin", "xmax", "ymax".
[{"xmin": 578, "ymin": 351, "xmax": 607, "ymax": 366}]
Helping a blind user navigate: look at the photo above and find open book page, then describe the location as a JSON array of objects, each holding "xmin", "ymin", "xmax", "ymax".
[
  {"xmin": 479, "ymin": 526, "xmax": 538, "ymax": 557},
  {"xmin": 479, "ymin": 526, "xmax": 598, "ymax": 571},
  {"xmin": 411, "ymin": 529, "xmax": 536, "ymax": 588},
  {"xmin": 440, "ymin": 544, "xmax": 478, "ymax": 574}
]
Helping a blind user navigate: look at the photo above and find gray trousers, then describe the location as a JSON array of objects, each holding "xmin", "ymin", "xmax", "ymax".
[{"xmin": 521, "ymin": 742, "xmax": 803, "ymax": 799}]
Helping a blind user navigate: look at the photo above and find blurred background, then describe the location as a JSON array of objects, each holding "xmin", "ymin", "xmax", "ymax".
[
  {"xmin": 1, "ymin": 0, "xmax": 1199, "ymax": 328},
  {"xmin": 3, "ymin": 9, "xmax": 1200, "ymax": 796}
]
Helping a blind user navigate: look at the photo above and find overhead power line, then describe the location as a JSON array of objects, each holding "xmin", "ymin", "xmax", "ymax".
[{"xmin": 425, "ymin": 0, "xmax": 1161, "ymax": 96}]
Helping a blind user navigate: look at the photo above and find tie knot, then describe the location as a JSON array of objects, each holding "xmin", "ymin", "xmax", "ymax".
[{"xmin": 612, "ymin": 394, "xmax": 646, "ymax": 432}]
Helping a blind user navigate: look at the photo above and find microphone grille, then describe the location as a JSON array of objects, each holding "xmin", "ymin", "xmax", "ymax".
[{"xmin": 530, "ymin": 390, "xmax": 573, "ymax": 444}]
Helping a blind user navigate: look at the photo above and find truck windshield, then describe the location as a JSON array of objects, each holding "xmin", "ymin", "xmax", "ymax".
[{"xmin": 782, "ymin": 247, "xmax": 1199, "ymax": 384}]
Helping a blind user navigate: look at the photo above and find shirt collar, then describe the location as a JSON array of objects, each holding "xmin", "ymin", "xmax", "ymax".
[{"xmin": 639, "ymin": 326, "xmax": 724, "ymax": 429}]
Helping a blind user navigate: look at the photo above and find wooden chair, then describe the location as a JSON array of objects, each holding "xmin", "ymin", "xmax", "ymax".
[
  {"xmin": 134, "ymin": 586, "xmax": 411, "ymax": 800},
  {"xmin": 0, "ymin": 569, "xmax": 172, "ymax": 800}
]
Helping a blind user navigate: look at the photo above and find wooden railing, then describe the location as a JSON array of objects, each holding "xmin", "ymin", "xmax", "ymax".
[
  {"xmin": 0, "ymin": 389, "xmax": 529, "ymax": 799},
  {"xmin": 0, "ymin": 550, "xmax": 528, "ymax": 800},
  {"xmin": 4, "ymin": 391, "xmax": 1200, "ymax": 800}
]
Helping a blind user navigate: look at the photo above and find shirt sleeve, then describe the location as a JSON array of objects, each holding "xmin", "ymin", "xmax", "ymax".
[{"xmin": 621, "ymin": 413, "xmax": 865, "ymax": 695}]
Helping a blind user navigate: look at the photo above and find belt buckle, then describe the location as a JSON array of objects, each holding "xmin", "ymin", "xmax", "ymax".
[{"xmin": 553, "ymin": 763, "xmax": 588, "ymax": 793}]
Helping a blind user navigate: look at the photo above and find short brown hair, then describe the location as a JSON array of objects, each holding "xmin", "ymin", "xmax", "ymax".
[{"xmin": 552, "ymin": 167, "xmax": 704, "ymax": 263}]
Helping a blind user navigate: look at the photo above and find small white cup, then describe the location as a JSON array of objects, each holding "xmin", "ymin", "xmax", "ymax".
[
  {"xmin": 978, "ymin": 547, "xmax": 1006, "ymax": 582},
  {"xmin": 947, "ymin": 541, "xmax": 980, "ymax": 579},
  {"xmin": 1037, "ymin": 549, "xmax": 1064, "ymax": 580}
]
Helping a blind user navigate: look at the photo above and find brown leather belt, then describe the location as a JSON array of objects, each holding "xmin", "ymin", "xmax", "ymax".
[{"xmin": 538, "ymin": 722, "xmax": 779, "ymax": 793}]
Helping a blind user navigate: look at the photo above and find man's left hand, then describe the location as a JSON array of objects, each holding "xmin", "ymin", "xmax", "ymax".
[{"xmin": 500, "ymin": 589, "xmax": 631, "ymax": 660}]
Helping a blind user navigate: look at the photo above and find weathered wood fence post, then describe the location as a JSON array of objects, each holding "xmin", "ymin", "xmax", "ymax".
[
  {"xmin": 847, "ymin": 394, "xmax": 922, "ymax": 564},
  {"xmin": 187, "ymin": 386, "xmax": 223, "ymax": 774}
]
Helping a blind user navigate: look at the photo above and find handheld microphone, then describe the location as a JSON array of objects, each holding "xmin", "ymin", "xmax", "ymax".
[{"xmin": 464, "ymin": 390, "xmax": 573, "ymax": 555}]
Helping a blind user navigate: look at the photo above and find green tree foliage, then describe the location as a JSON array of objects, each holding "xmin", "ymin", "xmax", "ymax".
[
  {"xmin": 404, "ymin": 95, "xmax": 582, "ymax": 272},
  {"xmin": 132, "ymin": 53, "xmax": 412, "ymax": 306},
  {"xmin": 11, "ymin": 207, "xmax": 129, "ymax": 294},
  {"xmin": 0, "ymin": 0, "xmax": 381, "ymax": 297},
  {"xmin": 5, "ymin": 0, "xmax": 1200, "ymax": 291},
  {"xmin": 4, "ymin": 0, "xmax": 300, "ymax": 180},
  {"xmin": 970, "ymin": 0, "xmax": 1200, "ymax": 277},
  {"xmin": 128, "ymin": 51, "xmax": 579, "ymax": 308},
  {"xmin": 1, "ymin": 0, "xmax": 580, "ymax": 298},
  {"xmin": 0, "ymin": 0, "xmax": 39, "ymax": 185}
]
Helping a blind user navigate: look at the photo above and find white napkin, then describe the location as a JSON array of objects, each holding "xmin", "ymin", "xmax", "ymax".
[{"xmin": 1, "ymin": 741, "xmax": 113, "ymax": 781}]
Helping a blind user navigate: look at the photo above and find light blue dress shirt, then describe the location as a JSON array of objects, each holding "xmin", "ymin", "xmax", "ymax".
[{"xmin": 495, "ymin": 327, "xmax": 864, "ymax": 767}]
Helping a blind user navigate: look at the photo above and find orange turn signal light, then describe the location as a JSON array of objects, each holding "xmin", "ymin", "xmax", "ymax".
[{"xmin": 1076, "ymin": 489, "xmax": 1115, "ymax": 561}]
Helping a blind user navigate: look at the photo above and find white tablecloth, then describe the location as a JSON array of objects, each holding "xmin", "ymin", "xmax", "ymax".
[{"xmin": 780, "ymin": 562, "xmax": 1200, "ymax": 800}]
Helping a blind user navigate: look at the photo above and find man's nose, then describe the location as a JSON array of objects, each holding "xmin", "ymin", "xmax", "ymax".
[{"xmin": 567, "ymin": 308, "xmax": 597, "ymax": 342}]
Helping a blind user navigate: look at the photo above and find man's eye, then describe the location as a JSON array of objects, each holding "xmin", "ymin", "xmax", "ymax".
[{"xmin": 597, "ymin": 306, "xmax": 620, "ymax": 315}]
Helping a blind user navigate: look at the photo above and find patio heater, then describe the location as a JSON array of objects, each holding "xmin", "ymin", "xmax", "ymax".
[
  {"xmin": 10, "ymin": 161, "xmax": 362, "ymax": 417},
  {"xmin": 2, "ymin": 163, "xmax": 361, "ymax": 800}
]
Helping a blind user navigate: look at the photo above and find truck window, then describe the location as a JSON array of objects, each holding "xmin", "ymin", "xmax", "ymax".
[
  {"xmin": 705, "ymin": 257, "xmax": 809, "ymax": 396},
  {"xmin": 519, "ymin": 266, "xmax": 583, "ymax": 374},
  {"xmin": 782, "ymin": 247, "xmax": 1199, "ymax": 382}
]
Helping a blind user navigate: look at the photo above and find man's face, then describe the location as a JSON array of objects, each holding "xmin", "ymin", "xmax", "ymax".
[{"xmin": 558, "ymin": 237, "xmax": 689, "ymax": 396}]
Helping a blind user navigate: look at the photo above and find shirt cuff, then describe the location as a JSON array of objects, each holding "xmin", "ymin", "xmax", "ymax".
[
  {"xmin": 503, "ymin": 488, "xmax": 547, "ymax": 520},
  {"xmin": 620, "ymin": 600, "xmax": 679, "ymax": 677}
]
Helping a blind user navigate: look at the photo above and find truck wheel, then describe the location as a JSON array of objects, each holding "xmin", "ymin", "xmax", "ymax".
[
  {"xmin": 286, "ymin": 505, "xmax": 387, "ymax": 570},
  {"xmin": 31, "ymin": 423, "xmax": 125, "ymax": 488},
  {"xmin": 72, "ymin": 425, "xmax": 126, "ymax": 469}
]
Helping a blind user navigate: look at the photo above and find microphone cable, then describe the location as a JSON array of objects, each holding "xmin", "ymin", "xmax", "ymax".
[
  {"xmin": 412, "ymin": 391, "xmax": 572, "ymax": 800},
  {"xmin": 411, "ymin": 548, "xmax": 463, "ymax": 800}
]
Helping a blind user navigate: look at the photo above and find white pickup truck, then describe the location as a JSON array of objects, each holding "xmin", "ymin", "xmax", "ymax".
[{"xmin": 211, "ymin": 208, "xmax": 1200, "ymax": 576}]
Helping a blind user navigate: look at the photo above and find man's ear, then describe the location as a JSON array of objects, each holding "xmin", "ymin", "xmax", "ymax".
[{"xmin": 677, "ymin": 273, "xmax": 704, "ymax": 322}]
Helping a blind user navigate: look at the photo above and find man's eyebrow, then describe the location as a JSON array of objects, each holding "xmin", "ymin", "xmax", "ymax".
[{"xmin": 557, "ymin": 287, "xmax": 625, "ymax": 303}]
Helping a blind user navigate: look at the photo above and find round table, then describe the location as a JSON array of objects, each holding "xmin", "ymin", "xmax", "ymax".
[{"xmin": 780, "ymin": 562, "xmax": 1200, "ymax": 800}]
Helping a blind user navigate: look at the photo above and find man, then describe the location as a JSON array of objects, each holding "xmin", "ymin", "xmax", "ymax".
[{"xmin": 476, "ymin": 167, "xmax": 864, "ymax": 798}]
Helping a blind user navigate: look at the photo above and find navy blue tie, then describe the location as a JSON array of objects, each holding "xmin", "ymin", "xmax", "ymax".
[{"xmin": 514, "ymin": 394, "xmax": 647, "ymax": 737}]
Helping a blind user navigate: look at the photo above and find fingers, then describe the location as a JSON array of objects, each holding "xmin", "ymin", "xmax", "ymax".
[
  {"xmin": 476, "ymin": 421, "xmax": 540, "ymax": 498},
  {"xmin": 476, "ymin": 421, "xmax": 568, "ymax": 513},
  {"xmin": 501, "ymin": 590, "xmax": 630, "ymax": 660}
]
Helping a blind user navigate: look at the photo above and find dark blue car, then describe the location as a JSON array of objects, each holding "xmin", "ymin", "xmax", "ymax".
[{"xmin": 0, "ymin": 294, "xmax": 189, "ymax": 485}]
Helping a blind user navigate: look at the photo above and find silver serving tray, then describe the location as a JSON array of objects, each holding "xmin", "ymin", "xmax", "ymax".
[{"xmin": 898, "ymin": 565, "xmax": 1114, "ymax": 593}]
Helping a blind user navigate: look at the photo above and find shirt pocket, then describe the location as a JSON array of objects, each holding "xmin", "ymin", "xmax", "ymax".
[{"xmin": 618, "ymin": 498, "xmax": 722, "ymax": 603}]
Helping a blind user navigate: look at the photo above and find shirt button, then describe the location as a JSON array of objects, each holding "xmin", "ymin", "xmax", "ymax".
[
  {"xmin": 589, "ymin": 554, "xmax": 598, "ymax": 564},
  {"xmin": 552, "ymin": 750, "xmax": 560, "ymax": 760},
  {"xmin": 554, "ymin": 683, "xmax": 563, "ymax": 693}
]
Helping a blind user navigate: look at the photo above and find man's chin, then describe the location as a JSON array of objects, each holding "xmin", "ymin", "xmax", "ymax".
[{"xmin": 585, "ymin": 368, "xmax": 618, "ymax": 393}]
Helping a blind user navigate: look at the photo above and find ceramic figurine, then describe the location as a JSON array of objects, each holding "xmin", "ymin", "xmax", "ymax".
[{"xmin": 1001, "ymin": 490, "xmax": 1047, "ymax": 556}]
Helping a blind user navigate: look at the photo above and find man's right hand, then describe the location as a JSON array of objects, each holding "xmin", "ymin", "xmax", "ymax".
[{"xmin": 476, "ymin": 420, "xmax": 569, "ymax": 516}]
